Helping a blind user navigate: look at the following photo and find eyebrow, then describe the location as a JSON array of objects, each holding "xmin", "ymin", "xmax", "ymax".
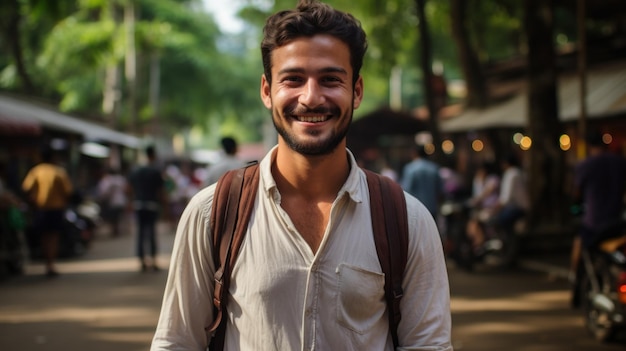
[{"xmin": 277, "ymin": 66, "xmax": 348, "ymax": 76}]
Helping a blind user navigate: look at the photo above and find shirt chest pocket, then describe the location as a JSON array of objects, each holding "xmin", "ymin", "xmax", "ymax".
[{"xmin": 335, "ymin": 263, "xmax": 386, "ymax": 334}]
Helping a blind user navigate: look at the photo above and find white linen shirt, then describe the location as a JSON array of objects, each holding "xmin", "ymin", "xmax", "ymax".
[
  {"xmin": 498, "ymin": 166, "xmax": 529, "ymax": 210},
  {"xmin": 151, "ymin": 147, "xmax": 453, "ymax": 351}
]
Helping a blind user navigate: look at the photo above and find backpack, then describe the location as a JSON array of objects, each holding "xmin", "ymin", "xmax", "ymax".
[{"xmin": 207, "ymin": 162, "xmax": 409, "ymax": 350}]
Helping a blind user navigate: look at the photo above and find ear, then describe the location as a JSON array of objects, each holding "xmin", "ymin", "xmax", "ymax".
[
  {"xmin": 260, "ymin": 74, "xmax": 272, "ymax": 109},
  {"xmin": 352, "ymin": 75, "xmax": 364, "ymax": 110}
]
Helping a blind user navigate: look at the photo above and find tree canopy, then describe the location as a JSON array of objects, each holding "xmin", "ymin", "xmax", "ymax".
[{"xmin": 0, "ymin": 0, "xmax": 622, "ymax": 151}]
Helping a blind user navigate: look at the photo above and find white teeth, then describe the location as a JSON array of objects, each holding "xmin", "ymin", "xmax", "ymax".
[{"xmin": 298, "ymin": 116, "xmax": 327, "ymax": 123}]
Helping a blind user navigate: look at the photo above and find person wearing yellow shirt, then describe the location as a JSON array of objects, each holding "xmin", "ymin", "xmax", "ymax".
[{"xmin": 22, "ymin": 147, "xmax": 73, "ymax": 277}]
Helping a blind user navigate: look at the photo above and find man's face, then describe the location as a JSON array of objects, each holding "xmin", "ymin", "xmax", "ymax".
[{"xmin": 260, "ymin": 34, "xmax": 363, "ymax": 156}]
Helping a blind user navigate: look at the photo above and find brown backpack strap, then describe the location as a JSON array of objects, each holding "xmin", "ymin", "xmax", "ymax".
[
  {"xmin": 207, "ymin": 162, "xmax": 260, "ymax": 350},
  {"xmin": 365, "ymin": 169, "xmax": 409, "ymax": 348}
]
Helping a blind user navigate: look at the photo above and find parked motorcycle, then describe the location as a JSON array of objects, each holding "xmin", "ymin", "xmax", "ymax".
[
  {"xmin": 71, "ymin": 192, "xmax": 100, "ymax": 247},
  {"xmin": 574, "ymin": 221, "xmax": 626, "ymax": 342},
  {"xmin": 440, "ymin": 198, "xmax": 474, "ymax": 270},
  {"xmin": 26, "ymin": 191, "xmax": 100, "ymax": 259},
  {"xmin": 476, "ymin": 216, "xmax": 523, "ymax": 269},
  {"xmin": 441, "ymin": 199, "xmax": 524, "ymax": 271}
]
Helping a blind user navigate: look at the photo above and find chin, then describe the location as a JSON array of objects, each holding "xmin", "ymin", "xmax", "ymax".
[{"xmin": 290, "ymin": 133, "xmax": 347, "ymax": 156}]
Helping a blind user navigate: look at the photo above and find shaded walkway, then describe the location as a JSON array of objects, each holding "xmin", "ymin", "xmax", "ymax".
[{"xmin": 0, "ymin": 221, "xmax": 175, "ymax": 351}]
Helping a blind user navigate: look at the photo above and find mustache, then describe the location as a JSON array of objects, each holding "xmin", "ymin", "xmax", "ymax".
[{"xmin": 284, "ymin": 104, "xmax": 339, "ymax": 116}]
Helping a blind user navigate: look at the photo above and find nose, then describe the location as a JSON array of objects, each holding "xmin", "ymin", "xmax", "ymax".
[{"xmin": 298, "ymin": 78, "xmax": 325, "ymax": 108}]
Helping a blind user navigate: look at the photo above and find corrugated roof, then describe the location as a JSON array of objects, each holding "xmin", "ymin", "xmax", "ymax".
[
  {"xmin": 0, "ymin": 95, "xmax": 141, "ymax": 148},
  {"xmin": 0, "ymin": 109, "xmax": 41, "ymax": 136},
  {"xmin": 440, "ymin": 60, "xmax": 626, "ymax": 132}
]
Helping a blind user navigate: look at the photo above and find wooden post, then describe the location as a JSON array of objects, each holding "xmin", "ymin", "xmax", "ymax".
[{"xmin": 577, "ymin": 0, "xmax": 588, "ymax": 160}]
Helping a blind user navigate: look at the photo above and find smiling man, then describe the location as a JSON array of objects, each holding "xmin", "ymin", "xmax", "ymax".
[
  {"xmin": 151, "ymin": 1, "xmax": 452, "ymax": 350},
  {"xmin": 262, "ymin": 34, "xmax": 359, "ymax": 158}
]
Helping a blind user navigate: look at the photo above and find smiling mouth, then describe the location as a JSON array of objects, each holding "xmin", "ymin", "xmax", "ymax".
[{"xmin": 295, "ymin": 115, "xmax": 330, "ymax": 123}]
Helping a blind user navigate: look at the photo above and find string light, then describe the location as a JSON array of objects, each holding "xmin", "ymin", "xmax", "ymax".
[
  {"xmin": 472, "ymin": 139, "xmax": 484, "ymax": 152},
  {"xmin": 442, "ymin": 140, "xmax": 455, "ymax": 154},
  {"xmin": 560, "ymin": 134, "xmax": 571, "ymax": 151}
]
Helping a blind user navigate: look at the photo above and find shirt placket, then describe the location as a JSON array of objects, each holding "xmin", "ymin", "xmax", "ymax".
[
  {"xmin": 301, "ymin": 193, "xmax": 348, "ymax": 350},
  {"xmin": 271, "ymin": 187, "xmax": 318, "ymax": 351},
  {"xmin": 302, "ymin": 259, "xmax": 320, "ymax": 351}
]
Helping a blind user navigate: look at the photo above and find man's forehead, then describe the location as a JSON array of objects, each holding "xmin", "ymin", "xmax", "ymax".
[{"xmin": 270, "ymin": 35, "xmax": 352, "ymax": 72}]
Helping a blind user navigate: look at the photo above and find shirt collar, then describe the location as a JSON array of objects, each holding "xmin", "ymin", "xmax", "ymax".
[{"xmin": 259, "ymin": 146, "xmax": 365, "ymax": 204}]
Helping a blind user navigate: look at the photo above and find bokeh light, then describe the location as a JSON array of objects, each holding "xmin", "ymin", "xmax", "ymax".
[
  {"xmin": 472, "ymin": 139, "xmax": 484, "ymax": 152},
  {"xmin": 520, "ymin": 136, "xmax": 532, "ymax": 150},
  {"xmin": 424, "ymin": 143, "xmax": 436, "ymax": 155},
  {"xmin": 442, "ymin": 140, "xmax": 455, "ymax": 154},
  {"xmin": 559, "ymin": 134, "xmax": 571, "ymax": 151},
  {"xmin": 513, "ymin": 133, "xmax": 524, "ymax": 145},
  {"xmin": 603, "ymin": 133, "xmax": 613, "ymax": 144}
]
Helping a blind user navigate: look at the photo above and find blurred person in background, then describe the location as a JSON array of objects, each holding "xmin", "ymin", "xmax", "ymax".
[
  {"xmin": 164, "ymin": 164, "xmax": 188, "ymax": 223},
  {"xmin": 401, "ymin": 144, "xmax": 444, "ymax": 220},
  {"xmin": 490, "ymin": 154, "xmax": 529, "ymax": 234},
  {"xmin": 466, "ymin": 161, "xmax": 501, "ymax": 251},
  {"xmin": 128, "ymin": 145, "xmax": 168, "ymax": 272},
  {"xmin": 573, "ymin": 131, "xmax": 626, "ymax": 248},
  {"xmin": 97, "ymin": 167, "xmax": 128, "ymax": 237},
  {"xmin": 22, "ymin": 147, "xmax": 73, "ymax": 277},
  {"xmin": 477, "ymin": 154, "xmax": 530, "ymax": 244},
  {"xmin": 570, "ymin": 131, "xmax": 626, "ymax": 305},
  {"xmin": 203, "ymin": 136, "xmax": 245, "ymax": 187},
  {"xmin": 379, "ymin": 159, "xmax": 398, "ymax": 182}
]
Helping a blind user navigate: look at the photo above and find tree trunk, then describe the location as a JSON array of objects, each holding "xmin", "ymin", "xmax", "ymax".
[
  {"xmin": 415, "ymin": 0, "xmax": 443, "ymax": 161},
  {"xmin": 1, "ymin": 0, "xmax": 35, "ymax": 94},
  {"xmin": 125, "ymin": 0, "xmax": 138, "ymax": 134},
  {"xmin": 450, "ymin": 0, "xmax": 488, "ymax": 108},
  {"xmin": 103, "ymin": 64, "xmax": 121, "ymax": 127},
  {"xmin": 523, "ymin": 0, "xmax": 567, "ymax": 229},
  {"xmin": 148, "ymin": 52, "xmax": 162, "ymax": 135},
  {"xmin": 102, "ymin": 2, "xmax": 121, "ymax": 128}
]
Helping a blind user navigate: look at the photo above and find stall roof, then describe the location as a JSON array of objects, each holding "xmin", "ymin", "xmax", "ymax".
[
  {"xmin": 0, "ymin": 95, "xmax": 141, "ymax": 148},
  {"xmin": 0, "ymin": 109, "xmax": 41, "ymax": 136},
  {"xmin": 440, "ymin": 60, "xmax": 626, "ymax": 132},
  {"xmin": 349, "ymin": 107, "xmax": 428, "ymax": 138}
]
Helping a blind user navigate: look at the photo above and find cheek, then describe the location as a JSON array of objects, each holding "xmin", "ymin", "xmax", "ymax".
[
  {"xmin": 268, "ymin": 88, "xmax": 289, "ymax": 108},
  {"xmin": 273, "ymin": 89, "xmax": 305, "ymax": 113},
  {"xmin": 273, "ymin": 85, "xmax": 297, "ymax": 99}
]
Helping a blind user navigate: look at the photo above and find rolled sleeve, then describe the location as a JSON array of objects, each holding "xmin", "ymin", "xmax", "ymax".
[
  {"xmin": 151, "ymin": 186, "xmax": 217, "ymax": 350},
  {"xmin": 398, "ymin": 194, "xmax": 453, "ymax": 351}
]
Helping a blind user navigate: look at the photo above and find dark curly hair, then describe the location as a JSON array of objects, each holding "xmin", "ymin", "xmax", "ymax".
[{"xmin": 261, "ymin": 0, "xmax": 368, "ymax": 87}]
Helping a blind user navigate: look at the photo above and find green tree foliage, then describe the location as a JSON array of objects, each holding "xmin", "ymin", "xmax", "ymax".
[
  {"xmin": 2, "ymin": 0, "xmax": 617, "ymax": 150},
  {"xmin": 0, "ymin": 0, "xmax": 527, "ymax": 143},
  {"xmin": 0, "ymin": 0, "xmax": 269, "ymax": 144},
  {"xmin": 0, "ymin": 0, "xmax": 78, "ymax": 94}
]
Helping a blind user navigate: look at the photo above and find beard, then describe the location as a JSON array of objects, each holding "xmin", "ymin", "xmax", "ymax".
[{"xmin": 271, "ymin": 103, "xmax": 352, "ymax": 156}]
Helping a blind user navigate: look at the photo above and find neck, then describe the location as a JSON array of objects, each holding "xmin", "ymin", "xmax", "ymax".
[{"xmin": 272, "ymin": 141, "xmax": 350, "ymax": 200}]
